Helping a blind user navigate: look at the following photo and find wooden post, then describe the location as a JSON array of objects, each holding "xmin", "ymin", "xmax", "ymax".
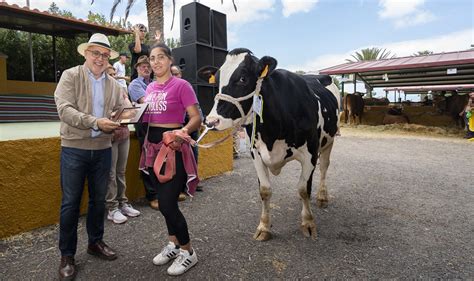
[{"xmin": 0, "ymin": 53, "xmax": 7, "ymax": 94}]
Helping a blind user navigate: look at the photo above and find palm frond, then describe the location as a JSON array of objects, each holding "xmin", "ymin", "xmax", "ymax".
[
  {"xmin": 124, "ymin": 0, "xmax": 137, "ymax": 24},
  {"xmin": 232, "ymin": 0, "xmax": 237, "ymax": 11},
  {"xmin": 110, "ymin": 0, "xmax": 122, "ymax": 23},
  {"xmin": 170, "ymin": 0, "xmax": 176, "ymax": 30}
]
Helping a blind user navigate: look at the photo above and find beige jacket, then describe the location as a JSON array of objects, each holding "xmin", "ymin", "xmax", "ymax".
[{"xmin": 54, "ymin": 64, "xmax": 124, "ymax": 150}]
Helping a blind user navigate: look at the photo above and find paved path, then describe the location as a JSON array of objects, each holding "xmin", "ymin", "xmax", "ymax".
[{"xmin": 1, "ymin": 130, "xmax": 472, "ymax": 279}]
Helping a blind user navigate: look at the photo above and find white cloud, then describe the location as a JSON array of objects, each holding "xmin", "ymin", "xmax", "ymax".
[
  {"xmin": 281, "ymin": 0, "xmax": 319, "ymax": 17},
  {"xmin": 381, "ymin": 29, "xmax": 473, "ymax": 56},
  {"xmin": 285, "ymin": 28, "xmax": 473, "ymax": 72},
  {"xmin": 378, "ymin": 0, "xmax": 424, "ymax": 19},
  {"xmin": 378, "ymin": 0, "xmax": 435, "ymax": 28},
  {"xmin": 393, "ymin": 10, "xmax": 435, "ymax": 28}
]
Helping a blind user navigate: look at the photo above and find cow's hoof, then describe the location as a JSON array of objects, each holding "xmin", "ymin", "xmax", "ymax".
[
  {"xmin": 301, "ymin": 223, "xmax": 317, "ymax": 239},
  {"xmin": 317, "ymin": 198, "xmax": 328, "ymax": 208},
  {"xmin": 253, "ymin": 229, "xmax": 272, "ymax": 241}
]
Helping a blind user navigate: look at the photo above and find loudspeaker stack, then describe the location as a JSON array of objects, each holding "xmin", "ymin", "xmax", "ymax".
[{"xmin": 172, "ymin": 2, "xmax": 228, "ymax": 116}]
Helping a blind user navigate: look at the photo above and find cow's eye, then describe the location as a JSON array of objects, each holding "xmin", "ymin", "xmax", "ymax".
[{"xmin": 239, "ymin": 76, "xmax": 246, "ymax": 84}]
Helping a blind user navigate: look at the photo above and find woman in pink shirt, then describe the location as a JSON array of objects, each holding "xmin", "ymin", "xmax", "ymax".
[{"xmin": 141, "ymin": 43, "xmax": 201, "ymax": 276}]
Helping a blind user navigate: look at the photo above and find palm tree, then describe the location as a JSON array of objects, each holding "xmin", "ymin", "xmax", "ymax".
[
  {"xmin": 93, "ymin": 0, "xmax": 237, "ymax": 45},
  {"xmin": 346, "ymin": 47, "xmax": 395, "ymax": 63},
  {"xmin": 412, "ymin": 50, "xmax": 433, "ymax": 56}
]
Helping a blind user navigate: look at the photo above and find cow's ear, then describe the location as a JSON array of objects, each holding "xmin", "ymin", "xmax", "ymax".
[
  {"xmin": 256, "ymin": 56, "xmax": 277, "ymax": 79},
  {"xmin": 197, "ymin": 66, "xmax": 219, "ymax": 84}
]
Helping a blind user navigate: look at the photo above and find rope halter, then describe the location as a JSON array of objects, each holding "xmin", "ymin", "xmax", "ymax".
[{"xmin": 213, "ymin": 73, "xmax": 265, "ymax": 127}]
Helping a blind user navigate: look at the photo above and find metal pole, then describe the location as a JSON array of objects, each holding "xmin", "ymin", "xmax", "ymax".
[
  {"xmin": 341, "ymin": 74, "xmax": 345, "ymax": 111},
  {"xmin": 27, "ymin": 0, "xmax": 34, "ymax": 82},
  {"xmin": 353, "ymin": 73, "xmax": 356, "ymax": 93}
]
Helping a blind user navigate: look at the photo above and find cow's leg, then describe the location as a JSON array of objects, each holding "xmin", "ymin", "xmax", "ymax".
[
  {"xmin": 317, "ymin": 141, "xmax": 334, "ymax": 208},
  {"xmin": 297, "ymin": 157, "xmax": 317, "ymax": 239},
  {"xmin": 252, "ymin": 152, "xmax": 272, "ymax": 241}
]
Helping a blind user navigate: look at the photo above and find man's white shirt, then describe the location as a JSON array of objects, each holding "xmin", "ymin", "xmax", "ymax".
[{"xmin": 113, "ymin": 61, "xmax": 127, "ymax": 88}]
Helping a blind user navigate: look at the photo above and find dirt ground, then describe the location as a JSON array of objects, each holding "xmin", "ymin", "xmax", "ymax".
[{"xmin": 1, "ymin": 126, "xmax": 473, "ymax": 279}]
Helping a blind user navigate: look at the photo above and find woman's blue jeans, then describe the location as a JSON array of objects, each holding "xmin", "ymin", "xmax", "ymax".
[{"xmin": 59, "ymin": 146, "xmax": 111, "ymax": 257}]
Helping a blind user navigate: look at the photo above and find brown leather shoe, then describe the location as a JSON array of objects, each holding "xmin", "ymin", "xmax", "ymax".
[
  {"xmin": 149, "ymin": 199, "xmax": 159, "ymax": 210},
  {"xmin": 87, "ymin": 241, "xmax": 117, "ymax": 260},
  {"xmin": 59, "ymin": 256, "xmax": 76, "ymax": 281},
  {"xmin": 178, "ymin": 192, "xmax": 187, "ymax": 202}
]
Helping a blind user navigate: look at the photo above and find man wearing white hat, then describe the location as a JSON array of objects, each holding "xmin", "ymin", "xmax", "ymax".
[{"xmin": 54, "ymin": 33, "xmax": 124, "ymax": 280}]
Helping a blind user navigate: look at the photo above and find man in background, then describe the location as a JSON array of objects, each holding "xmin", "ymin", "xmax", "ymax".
[{"xmin": 113, "ymin": 53, "xmax": 130, "ymax": 89}]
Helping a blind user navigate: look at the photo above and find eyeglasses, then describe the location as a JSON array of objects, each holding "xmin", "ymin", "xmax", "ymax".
[
  {"xmin": 138, "ymin": 64, "xmax": 151, "ymax": 69},
  {"xmin": 87, "ymin": 49, "xmax": 111, "ymax": 60},
  {"xmin": 149, "ymin": 54, "xmax": 169, "ymax": 63},
  {"xmin": 172, "ymin": 71, "xmax": 181, "ymax": 76}
]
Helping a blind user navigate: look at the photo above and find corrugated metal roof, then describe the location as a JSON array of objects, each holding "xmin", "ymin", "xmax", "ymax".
[
  {"xmin": 0, "ymin": 2, "xmax": 131, "ymax": 37},
  {"xmin": 320, "ymin": 50, "xmax": 474, "ymax": 74},
  {"xmin": 384, "ymin": 84, "xmax": 474, "ymax": 92},
  {"xmin": 319, "ymin": 49, "xmax": 474, "ymax": 88}
]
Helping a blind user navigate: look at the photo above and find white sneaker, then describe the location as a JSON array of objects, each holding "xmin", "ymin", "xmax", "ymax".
[
  {"xmin": 107, "ymin": 209, "xmax": 127, "ymax": 224},
  {"xmin": 153, "ymin": 242, "xmax": 180, "ymax": 265},
  {"xmin": 121, "ymin": 203, "xmax": 141, "ymax": 217},
  {"xmin": 167, "ymin": 249, "xmax": 198, "ymax": 276}
]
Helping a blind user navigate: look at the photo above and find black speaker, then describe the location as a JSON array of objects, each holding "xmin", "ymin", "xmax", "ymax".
[
  {"xmin": 210, "ymin": 10, "xmax": 227, "ymax": 49},
  {"xmin": 213, "ymin": 47, "xmax": 228, "ymax": 68},
  {"xmin": 172, "ymin": 43, "xmax": 213, "ymax": 83},
  {"xmin": 180, "ymin": 2, "xmax": 211, "ymax": 45},
  {"xmin": 192, "ymin": 84, "xmax": 216, "ymax": 116}
]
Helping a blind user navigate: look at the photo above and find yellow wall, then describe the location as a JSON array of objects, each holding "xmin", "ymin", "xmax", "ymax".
[
  {"xmin": 0, "ymin": 131, "xmax": 233, "ymax": 238},
  {"xmin": 4, "ymin": 80, "xmax": 57, "ymax": 95},
  {"xmin": 0, "ymin": 55, "xmax": 56, "ymax": 95}
]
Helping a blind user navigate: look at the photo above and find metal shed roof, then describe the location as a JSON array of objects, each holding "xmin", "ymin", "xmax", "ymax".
[
  {"xmin": 384, "ymin": 84, "xmax": 474, "ymax": 92},
  {"xmin": 0, "ymin": 2, "xmax": 131, "ymax": 38},
  {"xmin": 319, "ymin": 49, "xmax": 474, "ymax": 88}
]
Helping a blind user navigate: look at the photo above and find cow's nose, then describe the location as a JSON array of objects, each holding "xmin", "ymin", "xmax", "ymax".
[{"xmin": 205, "ymin": 117, "xmax": 220, "ymax": 128}]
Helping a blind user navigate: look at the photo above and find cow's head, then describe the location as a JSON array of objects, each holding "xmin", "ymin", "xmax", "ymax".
[{"xmin": 198, "ymin": 48, "xmax": 277, "ymax": 130}]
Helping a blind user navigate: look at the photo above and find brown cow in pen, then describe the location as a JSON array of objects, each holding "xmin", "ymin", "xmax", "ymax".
[
  {"xmin": 435, "ymin": 93, "xmax": 469, "ymax": 128},
  {"xmin": 343, "ymin": 92, "xmax": 364, "ymax": 124}
]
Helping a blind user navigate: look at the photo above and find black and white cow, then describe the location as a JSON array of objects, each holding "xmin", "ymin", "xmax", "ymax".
[{"xmin": 198, "ymin": 48, "xmax": 340, "ymax": 241}]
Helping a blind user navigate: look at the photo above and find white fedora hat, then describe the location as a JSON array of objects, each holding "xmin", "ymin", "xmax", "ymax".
[{"xmin": 77, "ymin": 33, "xmax": 119, "ymax": 59}]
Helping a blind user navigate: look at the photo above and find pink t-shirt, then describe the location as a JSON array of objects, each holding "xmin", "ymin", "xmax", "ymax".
[{"xmin": 143, "ymin": 76, "xmax": 198, "ymax": 124}]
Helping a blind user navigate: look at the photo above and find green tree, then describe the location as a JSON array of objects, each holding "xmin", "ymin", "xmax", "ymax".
[
  {"xmin": 166, "ymin": 38, "xmax": 181, "ymax": 49},
  {"xmin": 413, "ymin": 50, "xmax": 433, "ymax": 56},
  {"xmin": 346, "ymin": 47, "xmax": 395, "ymax": 63},
  {"xmin": 0, "ymin": 3, "xmax": 135, "ymax": 82}
]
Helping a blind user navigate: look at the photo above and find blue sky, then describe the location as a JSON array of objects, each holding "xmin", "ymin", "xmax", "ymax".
[{"xmin": 8, "ymin": 0, "xmax": 474, "ymax": 72}]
